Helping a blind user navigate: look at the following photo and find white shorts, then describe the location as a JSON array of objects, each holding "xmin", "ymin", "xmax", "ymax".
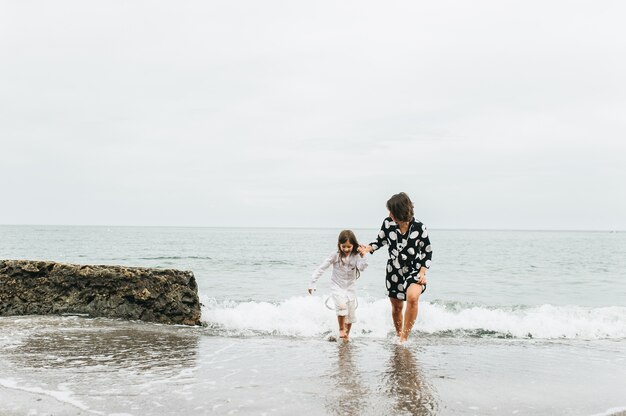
[{"xmin": 332, "ymin": 294, "xmax": 357, "ymax": 323}]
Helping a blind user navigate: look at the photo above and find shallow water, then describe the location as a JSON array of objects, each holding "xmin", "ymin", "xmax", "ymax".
[
  {"xmin": 1, "ymin": 226, "xmax": 625, "ymax": 415},
  {"xmin": 1, "ymin": 316, "xmax": 625, "ymax": 415},
  {"xmin": 3, "ymin": 226, "xmax": 626, "ymax": 307}
]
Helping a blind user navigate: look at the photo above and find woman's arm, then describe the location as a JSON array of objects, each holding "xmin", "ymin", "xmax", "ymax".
[
  {"xmin": 420, "ymin": 224, "xmax": 433, "ymax": 270},
  {"xmin": 364, "ymin": 218, "xmax": 390, "ymax": 254},
  {"xmin": 416, "ymin": 224, "xmax": 432, "ymax": 284},
  {"xmin": 404, "ymin": 223, "xmax": 432, "ymax": 284}
]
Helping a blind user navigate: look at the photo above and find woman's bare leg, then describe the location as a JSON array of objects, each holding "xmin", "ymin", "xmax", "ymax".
[
  {"xmin": 400, "ymin": 284, "xmax": 423, "ymax": 342},
  {"xmin": 389, "ymin": 298, "xmax": 404, "ymax": 337}
]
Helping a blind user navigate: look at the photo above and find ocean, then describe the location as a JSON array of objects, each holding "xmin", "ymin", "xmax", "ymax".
[{"xmin": 0, "ymin": 225, "xmax": 625, "ymax": 415}]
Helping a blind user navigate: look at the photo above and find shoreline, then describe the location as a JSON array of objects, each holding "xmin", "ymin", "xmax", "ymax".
[{"xmin": 1, "ymin": 317, "xmax": 625, "ymax": 415}]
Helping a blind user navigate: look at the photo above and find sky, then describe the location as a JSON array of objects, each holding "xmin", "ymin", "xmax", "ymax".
[{"xmin": 1, "ymin": 0, "xmax": 625, "ymax": 230}]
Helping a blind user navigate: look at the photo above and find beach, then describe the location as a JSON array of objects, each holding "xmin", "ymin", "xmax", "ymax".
[
  {"xmin": 1, "ymin": 226, "xmax": 625, "ymax": 415},
  {"xmin": 4, "ymin": 0, "xmax": 626, "ymax": 413},
  {"xmin": 1, "ymin": 316, "xmax": 625, "ymax": 415}
]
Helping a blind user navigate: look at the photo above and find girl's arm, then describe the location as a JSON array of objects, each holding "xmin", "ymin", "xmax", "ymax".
[
  {"xmin": 308, "ymin": 252, "xmax": 337, "ymax": 292},
  {"xmin": 355, "ymin": 253, "xmax": 368, "ymax": 272}
]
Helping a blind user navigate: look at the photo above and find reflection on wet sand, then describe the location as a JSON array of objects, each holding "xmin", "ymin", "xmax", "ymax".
[
  {"xmin": 7, "ymin": 317, "xmax": 199, "ymax": 373},
  {"xmin": 382, "ymin": 345, "xmax": 439, "ymax": 415},
  {"xmin": 327, "ymin": 342, "xmax": 369, "ymax": 416}
]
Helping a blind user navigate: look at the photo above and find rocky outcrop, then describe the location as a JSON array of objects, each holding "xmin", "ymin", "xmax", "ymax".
[{"xmin": 0, "ymin": 260, "xmax": 201, "ymax": 325}]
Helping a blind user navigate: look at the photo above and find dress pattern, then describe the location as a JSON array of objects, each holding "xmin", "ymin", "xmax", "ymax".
[{"xmin": 369, "ymin": 217, "xmax": 432, "ymax": 300}]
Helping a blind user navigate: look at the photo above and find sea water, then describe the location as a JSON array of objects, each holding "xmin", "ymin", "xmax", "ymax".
[{"xmin": 0, "ymin": 225, "xmax": 625, "ymax": 415}]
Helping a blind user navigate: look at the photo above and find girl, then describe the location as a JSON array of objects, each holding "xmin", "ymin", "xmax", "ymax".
[
  {"xmin": 308, "ymin": 230, "xmax": 368, "ymax": 340},
  {"xmin": 359, "ymin": 192, "xmax": 432, "ymax": 343}
]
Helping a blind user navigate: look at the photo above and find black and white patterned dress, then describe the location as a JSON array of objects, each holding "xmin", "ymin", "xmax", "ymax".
[{"xmin": 369, "ymin": 217, "xmax": 432, "ymax": 300}]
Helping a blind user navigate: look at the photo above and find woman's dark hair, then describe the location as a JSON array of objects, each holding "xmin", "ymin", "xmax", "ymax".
[
  {"xmin": 337, "ymin": 230, "xmax": 359, "ymax": 258},
  {"xmin": 386, "ymin": 192, "xmax": 414, "ymax": 222}
]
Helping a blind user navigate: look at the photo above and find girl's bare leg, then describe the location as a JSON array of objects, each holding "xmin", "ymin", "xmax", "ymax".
[
  {"xmin": 337, "ymin": 316, "xmax": 348, "ymax": 339},
  {"xmin": 345, "ymin": 323, "xmax": 352, "ymax": 339},
  {"xmin": 399, "ymin": 284, "xmax": 423, "ymax": 342}
]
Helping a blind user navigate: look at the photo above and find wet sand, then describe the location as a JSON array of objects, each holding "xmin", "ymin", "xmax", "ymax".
[{"xmin": 1, "ymin": 316, "xmax": 625, "ymax": 415}]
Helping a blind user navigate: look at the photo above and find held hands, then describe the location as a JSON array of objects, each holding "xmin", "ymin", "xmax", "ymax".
[{"xmin": 357, "ymin": 244, "xmax": 371, "ymax": 257}]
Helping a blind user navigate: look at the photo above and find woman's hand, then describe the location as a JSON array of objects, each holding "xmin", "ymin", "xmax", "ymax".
[
  {"xmin": 417, "ymin": 273, "xmax": 427, "ymax": 285},
  {"xmin": 358, "ymin": 244, "xmax": 371, "ymax": 256}
]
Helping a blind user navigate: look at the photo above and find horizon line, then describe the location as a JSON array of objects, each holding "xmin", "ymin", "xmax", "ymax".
[{"xmin": 0, "ymin": 223, "xmax": 623, "ymax": 233}]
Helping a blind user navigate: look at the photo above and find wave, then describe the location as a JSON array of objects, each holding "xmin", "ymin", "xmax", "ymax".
[
  {"xmin": 590, "ymin": 407, "xmax": 626, "ymax": 416},
  {"xmin": 138, "ymin": 256, "xmax": 213, "ymax": 260},
  {"xmin": 105, "ymin": 256, "xmax": 213, "ymax": 261},
  {"xmin": 107, "ymin": 257, "xmax": 289, "ymax": 265},
  {"xmin": 200, "ymin": 296, "xmax": 626, "ymax": 340}
]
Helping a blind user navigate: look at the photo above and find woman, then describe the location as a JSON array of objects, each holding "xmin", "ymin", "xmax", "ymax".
[{"xmin": 359, "ymin": 192, "xmax": 432, "ymax": 342}]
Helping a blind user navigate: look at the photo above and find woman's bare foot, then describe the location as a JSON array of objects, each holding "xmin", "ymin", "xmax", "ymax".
[{"xmin": 339, "ymin": 328, "xmax": 348, "ymax": 339}]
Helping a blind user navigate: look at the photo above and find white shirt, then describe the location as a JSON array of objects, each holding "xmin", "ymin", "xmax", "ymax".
[{"xmin": 309, "ymin": 252, "xmax": 368, "ymax": 298}]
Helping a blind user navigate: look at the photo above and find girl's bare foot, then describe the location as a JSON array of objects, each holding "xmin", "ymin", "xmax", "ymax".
[{"xmin": 339, "ymin": 329, "xmax": 348, "ymax": 339}]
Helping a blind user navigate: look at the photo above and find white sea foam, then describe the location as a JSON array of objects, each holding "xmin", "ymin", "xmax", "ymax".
[
  {"xmin": 0, "ymin": 378, "xmax": 89, "ymax": 411},
  {"xmin": 589, "ymin": 407, "xmax": 626, "ymax": 416},
  {"xmin": 201, "ymin": 295, "xmax": 626, "ymax": 340}
]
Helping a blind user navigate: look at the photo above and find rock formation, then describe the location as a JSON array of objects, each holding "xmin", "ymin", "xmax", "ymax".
[{"xmin": 0, "ymin": 260, "xmax": 201, "ymax": 325}]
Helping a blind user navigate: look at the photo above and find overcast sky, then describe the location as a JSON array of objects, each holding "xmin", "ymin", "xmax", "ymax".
[{"xmin": 1, "ymin": 0, "xmax": 624, "ymax": 230}]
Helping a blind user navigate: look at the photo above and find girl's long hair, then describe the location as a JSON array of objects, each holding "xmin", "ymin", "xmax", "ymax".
[
  {"xmin": 337, "ymin": 230, "xmax": 360, "ymax": 258},
  {"xmin": 337, "ymin": 230, "xmax": 361, "ymax": 279}
]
